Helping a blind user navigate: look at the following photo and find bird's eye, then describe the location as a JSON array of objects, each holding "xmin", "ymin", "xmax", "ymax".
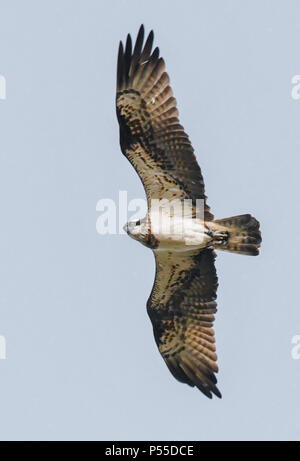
[{"xmin": 136, "ymin": 220, "xmax": 141, "ymax": 226}]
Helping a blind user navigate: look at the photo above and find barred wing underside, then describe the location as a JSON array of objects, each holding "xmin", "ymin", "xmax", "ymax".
[
  {"xmin": 116, "ymin": 25, "xmax": 213, "ymax": 220},
  {"xmin": 147, "ymin": 249, "xmax": 221, "ymax": 399}
]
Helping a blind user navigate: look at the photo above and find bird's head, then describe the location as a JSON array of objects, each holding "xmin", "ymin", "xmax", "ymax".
[{"xmin": 123, "ymin": 217, "xmax": 156, "ymax": 248}]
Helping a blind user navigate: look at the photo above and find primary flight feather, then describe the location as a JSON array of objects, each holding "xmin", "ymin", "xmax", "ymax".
[{"xmin": 116, "ymin": 25, "xmax": 261, "ymax": 399}]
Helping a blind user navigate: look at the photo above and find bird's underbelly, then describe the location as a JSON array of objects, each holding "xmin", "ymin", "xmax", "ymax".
[{"xmin": 150, "ymin": 216, "xmax": 212, "ymax": 251}]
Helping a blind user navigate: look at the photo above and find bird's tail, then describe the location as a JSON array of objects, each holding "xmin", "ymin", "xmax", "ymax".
[{"xmin": 211, "ymin": 214, "xmax": 261, "ymax": 256}]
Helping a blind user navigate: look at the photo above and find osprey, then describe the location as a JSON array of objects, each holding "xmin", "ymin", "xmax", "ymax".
[{"xmin": 116, "ymin": 25, "xmax": 261, "ymax": 399}]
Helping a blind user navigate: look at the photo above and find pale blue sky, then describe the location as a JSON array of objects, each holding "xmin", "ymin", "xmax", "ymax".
[{"xmin": 0, "ymin": 0, "xmax": 300, "ymax": 441}]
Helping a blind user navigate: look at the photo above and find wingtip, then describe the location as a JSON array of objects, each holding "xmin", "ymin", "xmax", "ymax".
[
  {"xmin": 151, "ymin": 46, "xmax": 160, "ymax": 60},
  {"xmin": 196, "ymin": 384, "xmax": 222, "ymax": 399},
  {"xmin": 213, "ymin": 388, "xmax": 222, "ymax": 399},
  {"xmin": 125, "ymin": 33, "xmax": 132, "ymax": 52},
  {"xmin": 135, "ymin": 24, "xmax": 145, "ymax": 46},
  {"xmin": 117, "ymin": 40, "xmax": 124, "ymax": 90}
]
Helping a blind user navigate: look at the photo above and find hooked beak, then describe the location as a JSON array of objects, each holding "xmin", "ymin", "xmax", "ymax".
[{"xmin": 123, "ymin": 223, "xmax": 129, "ymax": 234}]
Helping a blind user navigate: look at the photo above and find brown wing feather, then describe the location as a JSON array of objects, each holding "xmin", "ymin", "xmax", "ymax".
[
  {"xmin": 116, "ymin": 25, "xmax": 213, "ymax": 220},
  {"xmin": 147, "ymin": 249, "xmax": 221, "ymax": 399}
]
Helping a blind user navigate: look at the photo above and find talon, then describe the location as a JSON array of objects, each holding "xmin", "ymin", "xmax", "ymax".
[{"xmin": 206, "ymin": 229, "xmax": 214, "ymax": 238}]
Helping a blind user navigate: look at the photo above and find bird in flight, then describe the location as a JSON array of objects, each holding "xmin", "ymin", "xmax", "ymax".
[{"xmin": 116, "ymin": 25, "xmax": 261, "ymax": 399}]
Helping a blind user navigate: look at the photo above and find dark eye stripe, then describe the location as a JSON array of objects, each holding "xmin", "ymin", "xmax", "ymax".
[{"xmin": 136, "ymin": 219, "xmax": 141, "ymax": 226}]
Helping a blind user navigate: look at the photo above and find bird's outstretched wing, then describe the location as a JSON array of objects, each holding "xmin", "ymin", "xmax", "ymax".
[
  {"xmin": 147, "ymin": 248, "xmax": 221, "ymax": 398},
  {"xmin": 116, "ymin": 25, "xmax": 213, "ymax": 220}
]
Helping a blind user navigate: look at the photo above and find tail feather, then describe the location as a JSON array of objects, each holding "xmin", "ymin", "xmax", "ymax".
[{"xmin": 212, "ymin": 214, "xmax": 261, "ymax": 256}]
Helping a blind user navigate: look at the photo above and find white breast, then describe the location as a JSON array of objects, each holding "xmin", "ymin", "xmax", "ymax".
[{"xmin": 149, "ymin": 212, "xmax": 211, "ymax": 250}]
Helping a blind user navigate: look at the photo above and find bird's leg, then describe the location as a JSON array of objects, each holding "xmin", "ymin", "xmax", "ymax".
[{"xmin": 212, "ymin": 230, "xmax": 229, "ymax": 246}]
